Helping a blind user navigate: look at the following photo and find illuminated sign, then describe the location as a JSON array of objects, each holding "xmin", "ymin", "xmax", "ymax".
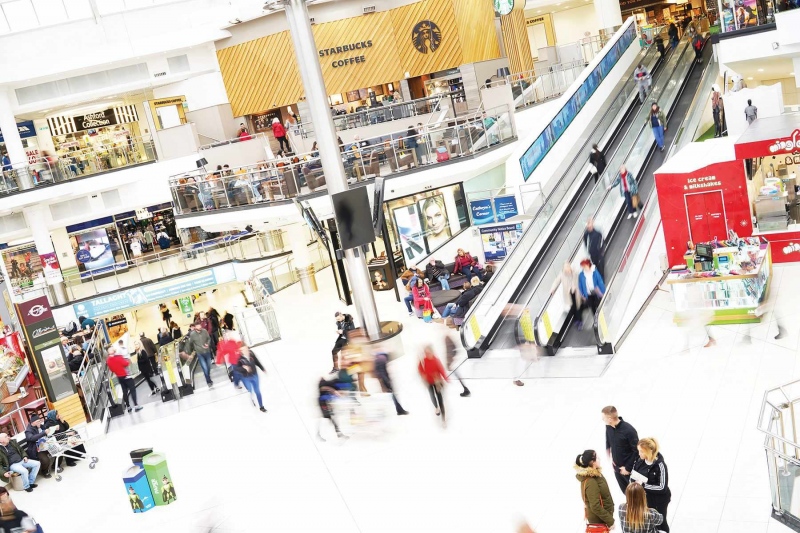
[{"xmin": 318, "ymin": 41, "xmax": 374, "ymax": 68}]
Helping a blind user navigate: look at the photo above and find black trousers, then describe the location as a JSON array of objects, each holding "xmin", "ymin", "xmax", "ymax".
[
  {"xmin": 587, "ymin": 293, "xmax": 601, "ymax": 315},
  {"xmin": 331, "ymin": 338, "xmax": 347, "ymax": 368},
  {"xmin": 119, "ymin": 377, "xmax": 138, "ymax": 408},
  {"xmin": 613, "ymin": 468, "xmax": 630, "ymax": 493},
  {"xmin": 590, "ymin": 254, "xmax": 605, "ymax": 279},
  {"xmin": 428, "ymin": 384, "xmax": 445, "ymax": 421},
  {"xmin": 713, "ymin": 108, "xmax": 721, "ymax": 136},
  {"xmin": 277, "ymin": 136, "xmax": 291, "ymax": 153},
  {"xmin": 378, "ymin": 376, "xmax": 405, "ymax": 414},
  {"xmin": 648, "ymin": 493, "xmax": 671, "ymax": 532}
]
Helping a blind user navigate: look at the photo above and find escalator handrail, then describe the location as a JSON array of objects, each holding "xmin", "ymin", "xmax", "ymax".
[
  {"xmin": 458, "ymin": 26, "xmax": 666, "ymax": 352},
  {"xmin": 528, "ymin": 37, "xmax": 696, "ymax": 347},
  {"xmin": 591, "ymin": 37, "xmax": 711, "ymax": 347}
]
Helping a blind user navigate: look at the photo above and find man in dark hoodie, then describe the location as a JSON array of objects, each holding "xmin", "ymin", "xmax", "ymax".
[
  {"xmin": 602, "ymin": 405, "xmax": 640, "ymax": 492},
  {"xmin": 331, "ymin": 312, "xmax": 355, "ymax": 373}
]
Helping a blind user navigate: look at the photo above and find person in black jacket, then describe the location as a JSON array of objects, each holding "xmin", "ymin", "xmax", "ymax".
[
  {"xmin": 170, "ymin": 321, "xmax": 183, "ymax": 340},
  {"xmin": 589, "ymin": 144, "xmax": 606, "ymax": 183},
  {"xmin": 157, "ymin": 327, "xmax": 172, "ymax": 347},
  {"xmin": 374, "ymin": 352, "xmax": 408, "ymax": 415},
  {"xmin": 331, "ymin": 312, "xmax": 355, "ymax": 373},
  {"xmin": 631, "ymin": 437, "xmax": 671, "ymax": 532},
  {"xmin": 223, "ymin": 311, "xmax": 235, "ymax": 331},
  {"xmin": 602, "ymin": 405, "xmax": 639, "ymax": 492},
  {"xmin": 43, "ymin": 410, "xmax": 86, "ymax": 466},
  {"xmin": 668, "ymin": 23, "xmax": 679, "ymax": 49},
  {"xmin": 424, "ymin": 258, "xmax": 451, "ymax": 290},
  {"xmin": 583, "ymin": 217, "xmax": 605, "ymax": 278},
  {"xmin": 235, "ymin": 345, "xmax": 267, "ymax": 412},
  {"xmin": 23, "ymin": 416, "xmax": 53, "ymax": 477},
  {"xmin": 453, "ymin": 278, "xmax": 484, "ymax": 319}
]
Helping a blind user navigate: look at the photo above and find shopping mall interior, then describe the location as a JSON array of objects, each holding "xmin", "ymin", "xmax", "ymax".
[{"xmin": 3, "ymin": 0, "xmax": 800, "ymax": 531}]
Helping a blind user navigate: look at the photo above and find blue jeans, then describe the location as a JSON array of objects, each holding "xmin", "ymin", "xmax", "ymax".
[
  {"xmin": 460, "ymin": 266, "xmax": 479, "ymax": 279},
  {"xmin": 242, "ymin": 375, "xmax": 263, "ymax": 408},
  {"xmin": 10, "ymin": 459, "xmax": 40, "ymax": 489},
  {"xmin": 652, "ymin": 125, "xmax": 664, "ymax": 149},
  {"xmin": 437, "ymin": 273, "xmax": 450, "ymax": 290},
  {"xmin": 196, "ymin": 352, "xmax": 212, "ymax": 384},
  {"xmin": 404, "ymin": 294, "xmax": 415, "ymax": 313},
  {"xmin": 442, "ymin": 303, "xmax": 458, "ymax": 318},
  {"xmin": 624, "ymin": 191, "xmax": 636, "ymax": 214}
]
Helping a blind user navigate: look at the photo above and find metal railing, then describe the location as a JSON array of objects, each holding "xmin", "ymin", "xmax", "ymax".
[
  {"xmin": 75, "ymin": 319, "xmax": 113, "ymax": 422},
  {"xmin": 169, "ymin": 104, "xmax": 515, "ymax": 215},
  {"xmin": 0, "ymin": 135, "xmax": 157, "ymax": 196},
  {"xmin": 199, "ymin": 132, "xmax": 269, "ymax": 150},
  {"xmin": 61, "ymin": 230, "xmax": 289, "ymax": 303},
  {"xmin": 458, "ymin": 18, "xmax": 658, "ymax": 353},
  {"xmin": 529, "ymin": 37, "xmax": 695, "ymax": 347}
]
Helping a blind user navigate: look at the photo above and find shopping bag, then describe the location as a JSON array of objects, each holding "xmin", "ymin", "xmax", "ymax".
[
  {"xmin": 436, "ymin": 146, "xmax": 450, "ymax": 162},
  {"xmin": 422, "ymin": 300, "xmax": 434, "ymax": 323},
  {"xmin": 632, "ymin": 194, "xmax": 640, "ymax": 209},
  {"xmin": 9, "ymin": 473, "xmax": 25, "ymax": 491}
]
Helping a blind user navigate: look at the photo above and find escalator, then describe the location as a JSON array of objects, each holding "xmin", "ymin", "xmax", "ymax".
[
  {"xmin": 458, "ymin": 21, "xmax": 671, "ymax": 357},
  {"xmin": 528, "ymin": 38, "xmax": 715, "ymax": 355}
]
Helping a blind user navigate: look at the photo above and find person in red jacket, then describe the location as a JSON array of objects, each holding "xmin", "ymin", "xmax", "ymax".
[
  {"xmin": 106, "ymin": 346, "xmax": 142, "ymax": 413},
  {"xmin": 411, "ymin": 277, "xmax": 431, "ymax": 317},
  {"xmin": 271, "ymin": 118, "xmax": 290, "ymax": 154},
  {"xmin": 418, "ymin": 346, "xmax": 449, "ymax": 426},
  {"xmin": 216, "ymin": 330, "xmax": 243, "ymax": 388},
  {"xmin": 453, "ymin": 248, "xmax": 482, "ymax": 279}
]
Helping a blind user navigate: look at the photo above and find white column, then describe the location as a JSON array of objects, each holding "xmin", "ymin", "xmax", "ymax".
[
  {"xmin": 23, "ymin": 206, "xmax": 67, "ymax": 304},
  {"xmin": 594, "ymin": 0, "xmax": 623, "ymax": 35},
  {"xmin": 284, "ymin": 0, "xmax": 381, "ymax": 338},
  {"xmin": 288, "ymin": 224, "xmax": 311, "ymax": 267},
  {"xmin": 0, "ymin": 89, "xmax": 32, "ymax": 189}
]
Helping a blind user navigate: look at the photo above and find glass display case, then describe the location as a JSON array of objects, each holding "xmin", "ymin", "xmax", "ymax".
[{"xmin": 667, "ymin": 243, "xmax": 772, "ymax": 324}]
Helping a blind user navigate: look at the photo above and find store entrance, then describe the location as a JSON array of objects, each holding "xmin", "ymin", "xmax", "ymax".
[{"xmin": 685, "ymin": 190, "xmax": 727, "ymax": 243}]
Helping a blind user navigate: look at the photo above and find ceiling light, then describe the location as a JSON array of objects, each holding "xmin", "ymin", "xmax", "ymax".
[
  {"xmin": 537, "ymin": 9, "xmax": 542, "ymax": 12},
  {"xmin": 758, "ymin": 68, "xmax": 764, "ymax": 72},
  {"xmin": 792, "ymin": 72, "xmax": 796, "ymax": 75},
  {"xmin": 747, "ymin": 76, "xmax": 754, "ymax": 80}
]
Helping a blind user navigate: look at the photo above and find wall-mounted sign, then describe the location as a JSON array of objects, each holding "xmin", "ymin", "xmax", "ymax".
[
  {"xmin": 412, "ymin": 20, "xmax": 442, "ymax": 54},
  {"xmin": 0, "ymin": 120, "xmax": 36, "ymax": 143},
  {"xmin": 480, "ymin": 223, "xmax": 523, "ymax": 261},
  {"xmin": 135, "ymin": 208, "xmax": 152, "ymax": 221},
  {"xmin": 49, "ymin": 106, "xmax": 139, "ymax": 135},
  {"xmin": 318, "ymin": 40, "xmax": 374, "ymax": 68},
  {"xmin": 494, "ymin": 0, "xmax": 515, "ymax": 16},
  {"xmin": 469, "ymin": 198, "xmax": 495, "ymax": 226},
  {"xmin": 74, "ymin": 109, "xmax": 117, "ymax": 130},
  {"xmin": 493, "ymin": 195, "xmax": 519, "ymax": 222}
]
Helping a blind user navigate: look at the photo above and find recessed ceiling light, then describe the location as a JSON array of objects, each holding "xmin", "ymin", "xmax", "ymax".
[
  {"xmin": 792, "ymin": 72, "xmax": 796, "ymax": 75},
  {"xmin": 537, "ymin": 9, "xmax": 542, "ymax": 12},
  {"xmin": 747, "ymin": 76, "xmax": 754, "ymax": 80},
  {"xmin": 757, "ymin": 68, "xmax": 764, "ymax": 72}
]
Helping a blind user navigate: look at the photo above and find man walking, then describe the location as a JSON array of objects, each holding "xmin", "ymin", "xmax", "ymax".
[
  {"xmin": 583, "ymin": 217, "xmax": 605, "ymax": 278},
  {"xmin": 602, "ymin": 405, "xmax": 639, "ymax": 493},
  {"xmin": 0, "ymin": 433, "xmax": 40, "ymax": 492},
  {"xmin": 184, "ymin": 321, "xmax": 214, "ymax": 388},
  {"xmin": 744, "ymin": 99, "xmax": 758, "ymax": 124},
  {"xmin": 633, "ymin": 63, "xmax": 650, "ymax": 103}
]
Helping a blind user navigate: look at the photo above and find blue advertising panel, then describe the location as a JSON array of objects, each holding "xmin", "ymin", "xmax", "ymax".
[
  {"xmin": 73, "ymin": 269, "xmax": 218, "ymax": 318},
  {"xmin": 469, "ymin": 198, "xmax": 495, "ymax": 225},
  {"xmin": 493, "ymin": 196, "xmax": 519, "ymax": 222},
  {"xmin": 480, "ymin": 223, "xmax": 524, "ymax": 261},
  {"xmin": 519, "ymin": 23, "xmax": 636, "ymax": 181},
  {"xmin": 0, "ymin": 121, "xmax": 36, "ymax": 143}
]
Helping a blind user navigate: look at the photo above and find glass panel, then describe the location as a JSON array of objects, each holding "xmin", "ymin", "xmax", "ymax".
[
  {"xmin": 3, "ymin": 1, "xmax": 40, "ymax": 32},
  {"xmin": 63, "ymin": 0, "xmax": 93, "ymax": 19},
  {"xmin": 32, "ymin": 0, "xmax": 67, "ymax": 25}
]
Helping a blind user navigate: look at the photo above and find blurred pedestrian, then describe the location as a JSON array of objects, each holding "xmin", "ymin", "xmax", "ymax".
[
  {"xmin": 418, "ymin": 346, "xmax": 448, "ymax": 426},
  {"xmin": 331, "ymin": 312, "xmax": 355, "ymax": 373},
  {"xmin": 602, "ymin": 405, "xmax": 639, "ymax": 492},
  {"xmin": 575, "ymin": 449, "xmax": 615, "ymax": 530},
  {"xmin": 444, "ymin": 336, "xmax": 471, "ymax": 397},
  {"xmin": 633, "ymin": 63, "xmax": 650, "ymax": 103},
  {"xmin": 374, "ymin": 352, "xmax": 408, "ymax": 415},
  {"xmin": 608, "ymin": 164, "xmax": 639, "ymax": 219},
  {"xmin": 632, "ymin": 438, "xmax": 671, "ymax": 532},
  {"xmin": 317, "ymin": 377, "xmax": 346, "ymax": 441},
  {"xmin": 235, "ymin": 345, "xmax": 267, "ymax": 412},
  {"xmin": 578, "ymin": 259, "xmax": 606, "ymax": 319},
  {"xmin": 0, "ymin": 486, "xmax": 40, "ymax": 532},
  {"xmin": 589, "ymin": 144, "xmax": 606, "ymax": 183},
  {"xmin": 619, "ymin": 483, "xmax": 663, "ymax": 533},
  {"xmin": 583, "ymin": 217, "xmax": 605, "ymax": 278}
]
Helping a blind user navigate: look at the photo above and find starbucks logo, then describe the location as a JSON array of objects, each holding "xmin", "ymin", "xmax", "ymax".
[{"xmin": 412, "ymin": 20, "xmax": 442, "ymax": 54}]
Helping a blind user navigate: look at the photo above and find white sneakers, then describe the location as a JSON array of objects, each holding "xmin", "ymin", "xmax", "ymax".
[
  {"xmin": 627, "ymin": 213, "xmax": 633, "ymax": 220},
  {"xmin": 627, "ymin": 212, "xmax": 640, "ymax": 220}
]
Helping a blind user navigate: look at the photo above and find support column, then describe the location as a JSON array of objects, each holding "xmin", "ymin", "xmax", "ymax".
[
  {"xmin": 594, "ymin": 0, "xmax": 623, "ymax": 37},
  {"xmin": 283, "ymin": 0, "xmax": 381, "ymax": 339},
  {"xmin": 23, "ymin": 207, "xmax": 67, "ymax": 306},
  {"xmin": 288, "ymin": 224, "xmax": 317, "ymax": 294},
  {"xmin": 500, "ymin": 4, "xmax": 535, "ymax": 76},
  {"xmin": 0, "ymin": 90, "xmax": 32, "ymax": 190}
]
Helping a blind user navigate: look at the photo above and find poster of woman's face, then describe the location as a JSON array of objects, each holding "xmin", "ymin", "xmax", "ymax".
[{"xmin": 419, "ymin": 194, "xmax": 451, "ymax": 252}]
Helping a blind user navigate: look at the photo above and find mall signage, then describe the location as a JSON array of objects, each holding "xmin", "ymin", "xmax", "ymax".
[
  {"xmin": 469, "ymin": 198, "xmax": 495, "ymax": 226},
  {"xmin": 318, "ymin": 40, "xmax": 374, "ymax": 68},
  {"xmin": 0, "ymin": 120, "xmax": 36, "ymax": 143},
  {"xmin": 73, "ymin": 109, "xmax": 117, "ymax": 131},
  {"xmin": 412, "ymin": 20, "xmax": 442, "ymax": 54},
  {"xmin": 768, "ymin": 129, "xmax": 800, "ymax": 154}
]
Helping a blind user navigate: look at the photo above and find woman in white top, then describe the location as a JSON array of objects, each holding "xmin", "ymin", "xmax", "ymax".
[{"xmin": 551, "ymin": 262, "xmax": 584, "ymax": 328}]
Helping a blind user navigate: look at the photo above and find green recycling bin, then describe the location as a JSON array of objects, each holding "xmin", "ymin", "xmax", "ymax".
[{"xmin": 142, "ymin": 453, "xmax": 176, "ymax": 506}]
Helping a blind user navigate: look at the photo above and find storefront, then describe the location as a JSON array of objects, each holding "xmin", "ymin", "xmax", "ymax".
[
  {"xmin": 0, "ymin": 120, "xmax": 40, "ymax": 164},
  {"xmin": 114, "ymin": 203, "xmax": 178, "ymax": 256},
  {"xmin": 47, "ymin": 105, "xmax": 152, "ymax": 174}
]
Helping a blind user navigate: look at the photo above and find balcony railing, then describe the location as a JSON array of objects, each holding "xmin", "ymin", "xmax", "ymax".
[
  {"xmin": 199, "ymin": 132, "xmax": 269, "ymax": 150},
  {"xmin": 169, "ymin": 104, "xmax": 515, "ymax": 214},
  {"xmin": 0, "ymin": 135, "xmax": 157, "ymax": 197}
]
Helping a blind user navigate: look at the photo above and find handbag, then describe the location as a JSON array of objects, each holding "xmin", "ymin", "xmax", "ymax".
[
  {"xmin": 582, "ymin": 480, "xmax": 610, "ymax": 533},
  {"xmin": 422, "ymin": 299, "xmax": 434, "ymax": 323},
  {"xmin": 632, "ymin": 193, "xmax": 640, "ymax": 209}
]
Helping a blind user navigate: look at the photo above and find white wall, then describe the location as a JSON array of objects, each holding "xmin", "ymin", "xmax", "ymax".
[
  {"xmin": 725, "ymin": 84, "xmax": 784, "ymax": 139},
  {"xmin": 553, "ymin": 5, "xmax": 599, "ymax": 45},
  {"xmin": 152, "ymin": 71, "xmax": 230, "ymax": 112}
]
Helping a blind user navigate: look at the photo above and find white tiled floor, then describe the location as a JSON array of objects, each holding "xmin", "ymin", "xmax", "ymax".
[{"xmin": 16, "ymin": 265, "xmax": 800, "ymax": 532}]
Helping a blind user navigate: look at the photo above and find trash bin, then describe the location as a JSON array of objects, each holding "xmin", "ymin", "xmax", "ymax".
[
  {"xmin": 142, "ymin": 453, "xmax": 177, "ymax": 506},
  {"xmin": 130, "ymin": 448, "xmax": 153, "ymax": 467},
  {"xmin": 122, "ymin": 465, "xmax": 155, "ymax": 513}
]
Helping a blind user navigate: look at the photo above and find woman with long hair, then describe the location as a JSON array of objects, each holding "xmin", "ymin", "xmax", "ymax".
[
  {"xmin": 418, "ymin": 346, "xmax": 448, "ymax": 426},
  {"xmin": 631, "ymin": 438, "xmax": 671, "ymax": 532},
  {"xmin": 574, "ymin": 449, "xmax": 615, "ymax": 531},
  {"xmin": 618, "ymin": 483, "xmax": 663, "ymax": 533}
]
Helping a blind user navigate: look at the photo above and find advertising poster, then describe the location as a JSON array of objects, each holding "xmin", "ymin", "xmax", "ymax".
[
  {"xmin": 470, "ymin": 198, "xmax": 495, "ymax": 226},
  {"xmin": 493, "ymin": 196, "xmax": 519, "ymax": 222},
  {"xmin": 734, "ymin": 0, "xmax": 758, "ymax": 28},
  {"xmin": 480, "ymin": 223, "xmax": 524, "ymax": 261},
  {"xmin": 72, "ymin": 228, "xmax": 120, "ymax": 274},
  {"xmin": 0, "ymin": 331, "xmax": 24, "ymax": 361},
  {"xmin": 418, "ymin": 194, "xmax": 452, "ymax": 251},
  {"xmin": 392, "ymin": 204, "xmax": 426, "ymax": 264},
  {"xmin": 2, "ymin": 244, "xmax": 43, "ymax": 297},
  {"xmin": 39, "ymin": 252, "xmax": 63, "ymax": 285},
  {"xmin": 520, "ymin": 127, "xmax": 554, "ymax": 178}
]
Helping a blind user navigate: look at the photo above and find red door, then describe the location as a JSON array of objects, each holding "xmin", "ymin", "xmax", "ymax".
[{"xmin": 685, "ymin": 191, "xmax": 727, "ymax": 243}]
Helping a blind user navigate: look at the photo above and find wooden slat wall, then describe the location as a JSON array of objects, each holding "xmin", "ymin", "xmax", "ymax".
[
  {"xmin": 51, "ymin": 394, "xmax": 85, "ymax": 429},
  {"xmin": 451, "ymin": 0, "xmax": 501, "ymax": 64},
  {"xmin": 218, "ymin": 0, "xmax": 502, "ymax": 117},
  {"xmin": 501, "ymin": 6, "xmax": 534, "ymax": 75},
  {"xmin": 217, "ymin": 31, "xmax": 303, "ymax": 117},
  {"xmin": 390, "ymin": 0, "xmax": 463, "ymax": 78}
]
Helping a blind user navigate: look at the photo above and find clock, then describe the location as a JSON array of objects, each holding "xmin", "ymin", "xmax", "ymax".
[{"xmin": 494, "ymin": 0, "xmax": 515, "ymax": 16}]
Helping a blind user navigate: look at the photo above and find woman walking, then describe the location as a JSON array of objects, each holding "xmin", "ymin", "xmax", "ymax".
[
  {"xmin": 589, "ymin": 144, "xmax": 606, "ymax": 183},
  {"xmin": 646, "ymin": 103, "xmax": 667, "ymax": 153},
  {"xmin": 631, "ymin": 438, "xmax": 671, "ymax": 532},
  {"xmin": 133, "ymin": 340, "xmax": 160, "ymax": 396},
  {"xmin": 418, "ymin": 346, "xmax": 449, "ymax": 426},
  {"xmin": 618, "ymin": 483, "xmax": 664, "ymax": 533},
  {"xmin": 235, "ymin": 345, "xmax": 267, "ymax": 412},
  {"xmin": 575, "ymin": 449, "xmax": 615, "ymax": 531}
]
